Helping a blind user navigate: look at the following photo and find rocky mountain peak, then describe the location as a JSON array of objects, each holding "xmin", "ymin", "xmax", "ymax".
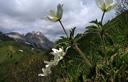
[{"xmin": 6, "ymin": 31, "xmax": 53, "ymax": 50}]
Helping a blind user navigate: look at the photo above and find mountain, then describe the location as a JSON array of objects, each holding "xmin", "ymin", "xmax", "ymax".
[
  {"xmin": 25, "ymin": 31, "xmax": 53, "ymax": 50},
  {"xmin": 6, "ymin": 32, "xmax": 25, "ymax": 43},
  {"xmin": 0, "ymin": 32, "xmax": 13, "ymax": 41},
  {"xmin": 6, "ymin": 31, "xmax": 53, "ymax": 50}
]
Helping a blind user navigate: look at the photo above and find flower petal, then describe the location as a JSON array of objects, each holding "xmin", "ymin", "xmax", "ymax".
[
  {"xmin": 58, "ymin": 48, "xmax": 63, "ymax": 52},
  {"xmin": 52, "ymin": 48, "xmax": 59, "ymax": 53},
  {"xmin": 48, "ymin": 10, "xmax": 56, "ymax": 17},
  {"xmin": 105, "ymin": 0, "xmax": 113, "ymax": 6},
  {"xmin": 96, "ymin": 0, "xmax": 104, "ymax": 9},
  {"xmin": 57, "ymin": 4, "xmax": 63, "ymax": 19},
  {"xmin": 38, "ymin": 74, "xmax": 45, "ymax": 76},
  {"xmin": 96, "ymin": 0, "xmax": 115, "ymax": 12},
  {"xmin": 106, "ymin": 3, "xmax": 116, "ymax": 11},
  {"xmin": 47, "ymin": 15, "xmax": 59, "ymax": 22}
]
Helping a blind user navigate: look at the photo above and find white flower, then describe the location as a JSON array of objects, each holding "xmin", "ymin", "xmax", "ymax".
[
  {"xmin": 38, "ymin": 65, "xmax": 52, "ymax": 77},
  {"xmin": 44, "ymin": 60, "xmax": 58, "ymax": 66},
  {"xmin": 47, "ymin": 3, "xmax": 63, "ymax": 22},
  {"xmin": 52, "ymin": 48, "xmax": 65, "ymax": 56},
  {"xmin": 51, "ymin": 48, "xmax": 65, "ymax": 61},
  {"xmin": 96, "ymin": 0, "xmax": 116, "ymax": 12},
  {"xmin": 39, "ymin": 48, "xmax": 66, "ymax": 77},
  {"xmin": 18, "ymin": 49, "xmax": 23, "ymax": 52}
]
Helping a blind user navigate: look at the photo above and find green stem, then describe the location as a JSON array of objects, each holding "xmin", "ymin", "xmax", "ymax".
[
  {"xmin": 58, "ymin": 20, "xmax": 69, "ymax": 38},
  {"xmin": 59, "ymin": 19, "xmax": 92, "ymax": 68},
  {"xmin": 74, "ymin": 44, "xmax": 92, "ymax": 68},
  {"xmin": 101, "ymin": 11, "xmax": 105, "ymax": 25}
]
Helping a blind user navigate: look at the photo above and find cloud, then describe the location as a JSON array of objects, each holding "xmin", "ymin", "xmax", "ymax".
[{"xmin": 0, "ymin": 0, "xmax": 116, "ymax": 41}]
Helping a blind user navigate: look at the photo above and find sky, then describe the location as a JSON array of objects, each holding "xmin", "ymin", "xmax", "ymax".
[{"xmin": 0, "ymin": 0, "xmax": 116, "ymax": 41}]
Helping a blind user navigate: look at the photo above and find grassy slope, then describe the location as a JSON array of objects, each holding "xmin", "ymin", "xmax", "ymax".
[{"xmin": 0, "ymin": 40, "xmax": 48, "ymax": 82}]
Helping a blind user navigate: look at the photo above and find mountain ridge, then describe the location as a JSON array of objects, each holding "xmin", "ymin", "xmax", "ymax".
[{"xmin": 5, "ymin": 31, "xmax": 53, "ymax": 50}]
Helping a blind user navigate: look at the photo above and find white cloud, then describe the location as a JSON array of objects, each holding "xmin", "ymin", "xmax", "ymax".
[{"xmin": 0, "ymin": 0, "xmax": 116, "ymax": 41}]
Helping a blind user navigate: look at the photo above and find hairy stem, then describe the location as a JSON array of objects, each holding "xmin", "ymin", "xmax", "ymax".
[
  {"xmin": 59, "ymin": 19, "xmax": 92, "ymax": 68},
  {"xmin": 58, "ymin": 20, "xmax": 69, "ymax": 38},
  {"xmin": 74, "ymin": 44, "xmax": 92, "ymax": 68},
  {"xmin": 101, "ymin": 11, "xmax": 105, "ymax": 25}
]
